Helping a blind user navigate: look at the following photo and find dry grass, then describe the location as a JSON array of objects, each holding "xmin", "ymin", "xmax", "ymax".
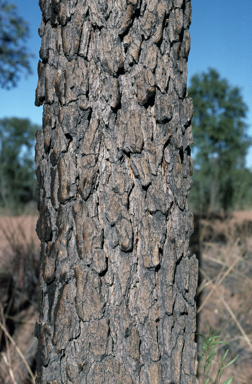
[
  {"xmin": 0, "ymin": 212, "xmax": 251, "ymax": 383},
  {"xmin": 196, "ymin": 211, "xmax": 252, "ymax": 384},
  {"xmin": 0, "ymin": 216, "xmax": 39, "ymax": 384}
]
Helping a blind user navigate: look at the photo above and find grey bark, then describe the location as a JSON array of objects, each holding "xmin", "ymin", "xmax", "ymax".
[{"xmin": 35, "ymin": 0, "xmax": 198, "ymax": 383}]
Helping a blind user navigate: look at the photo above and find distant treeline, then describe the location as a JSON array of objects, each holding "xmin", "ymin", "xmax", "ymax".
[
  {"xmin": 0, "ymin": 117, "xmax": 39, "ymax": 214},
  {"xmin": 188, "ymin": 68, "xmax": 252, "ymax": 213}
]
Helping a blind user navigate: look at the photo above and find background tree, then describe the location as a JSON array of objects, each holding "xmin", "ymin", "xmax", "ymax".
[
  {"xmin": 0, "ymin": 0, "xmax": 33, "ymax": 89},
  {"xmin": 188, "ymin": 68, "xmax": 251, "ymax": 213},
  {"xmin": 35, "ymin": 1, "xmax": 198, "ymax": 383},
  {"xmin": 0, "ymin": 117, "xmax": 39, "ymax": 211}
]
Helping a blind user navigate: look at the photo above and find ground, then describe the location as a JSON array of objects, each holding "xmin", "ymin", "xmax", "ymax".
[{"xmin": 0, "ymin": 212, "xmax": 251, "ymax": 383}]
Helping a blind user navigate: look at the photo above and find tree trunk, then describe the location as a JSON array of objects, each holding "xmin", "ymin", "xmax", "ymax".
[{"xmin": 35, "ymin": 1, "xmax": 198, "ymax": 383}]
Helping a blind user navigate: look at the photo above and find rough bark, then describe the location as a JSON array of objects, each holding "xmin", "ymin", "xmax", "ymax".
[{"xmin": 35, "ymin": 0, "xmax": 198, "ymax": 383}]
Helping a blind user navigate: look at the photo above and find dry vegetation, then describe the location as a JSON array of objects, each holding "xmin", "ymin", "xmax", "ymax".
[
  {"xmin": 195, "ymin": 211, "xmax": 252, "ymax": 384},
  {"xmin": 0, "ymin": 212, "xmax": 251, "ymax": 383},
  {"xmin": 0, "ymin": 216, "xmax": 39, "ymax": 384}
]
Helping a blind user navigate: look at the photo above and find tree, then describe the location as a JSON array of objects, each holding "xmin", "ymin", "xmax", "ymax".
[
  {"xmin": 0, "ymin": 0, "xmax": 33, "ymax": 89},
  {"xmin": 35, "ymin": 1, "xmax": 198, "ymax": 383},
  {"xmin": 0, "ymin": 117, "xmax": 39, "ymax": 210},
  {"xmin": 188, "ymin": 68, "xmax": 251, "ymax": 213}
]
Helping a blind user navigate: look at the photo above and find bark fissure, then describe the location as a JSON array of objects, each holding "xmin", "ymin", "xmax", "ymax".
[{"xmin": 35, "ymin": 0, "xmax": 198, "ymax": 382}]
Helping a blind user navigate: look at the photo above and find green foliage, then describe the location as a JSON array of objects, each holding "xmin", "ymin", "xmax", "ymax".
[
  {"xmin": 0, "ymin": 0, "xmax": 33, "ymax": 89},
  {"xmin": 197, "ymin": 328, "xmax": 239, "ymax": 384},
  {"xmin": 0, "ymin": 117, "xmax": 40, "ymax": 212},
  {"xmin": 188, "ymin": 68, "xmax": 251, "ymax": 213}
]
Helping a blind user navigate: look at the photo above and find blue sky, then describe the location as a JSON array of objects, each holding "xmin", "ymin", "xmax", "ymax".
[{"xmin": 0, "ymin": 0, "xmax": 252, "ymax": 168}]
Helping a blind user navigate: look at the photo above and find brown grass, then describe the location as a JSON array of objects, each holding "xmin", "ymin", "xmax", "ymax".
[
  {"xmin": 0, "ymin": 212, "xmax": 251, "ymax": 383},
  {"xmin": 195, "ymin": 211, "xmax": 252, "ymax": 384},
  {"xmin": 0, "ymin": 216, "xmax": 39, "ymax": 384}
]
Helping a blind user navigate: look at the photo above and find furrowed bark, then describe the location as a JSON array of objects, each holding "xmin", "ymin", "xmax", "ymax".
[{"xmin": 35, "ymin": 0, "xmax": 198, "ymax": 383}]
